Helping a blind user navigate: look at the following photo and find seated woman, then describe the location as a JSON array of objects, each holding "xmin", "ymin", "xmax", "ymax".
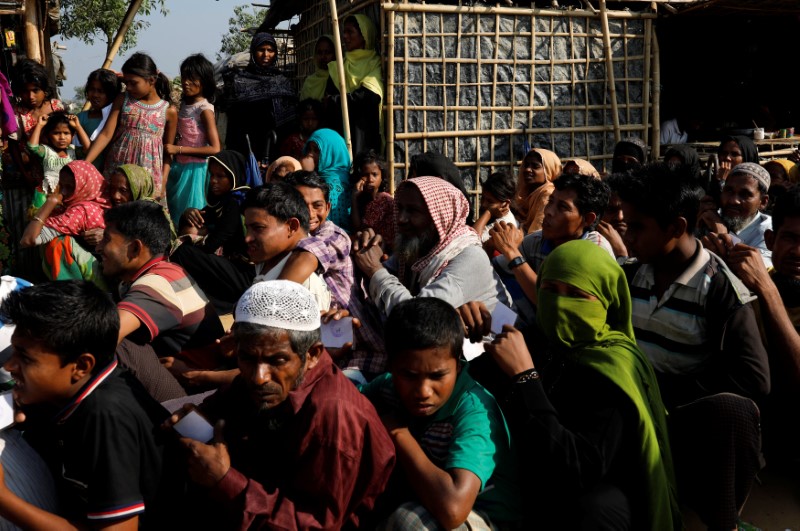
[
  {"xmin": 611, "ymin": 136, "xmax": 647, "ymax": 174},
  {"xmin": 513, "ymin": 147, "xmax": 562, "ymax": 233},
  {"xmin": 484, "ymin": 239, "xmax": 680, "ymax": 529},
  {"xmin": 664, "ymin": 144, "xmax": 701, "ymax": 182},
  {"xmin": 301, "ymin": 128, "xmax": 351, "ymax": 230},
  {"xmin": 20, "ymin": 161, "xmax": 109, "ymax": 286},
  {"xmin": 702, "ymin": 135, "xmax": 758, "ymax": 200}
]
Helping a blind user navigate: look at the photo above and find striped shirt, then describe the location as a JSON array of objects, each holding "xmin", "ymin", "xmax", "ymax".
[
  {"xmin": 625, "ymin": 240, "xmax": 770, "ymax": 406},
  {"xmin": 118, "ymin": 257, "xmax": 223, "ymax": 356},
  {"xmin": 495, "ymin": 229, "xmax": 614, "ymax": 274},
  {"xmin": 296, "ymin": 220, "xmax": 354, "ymax": 309}
]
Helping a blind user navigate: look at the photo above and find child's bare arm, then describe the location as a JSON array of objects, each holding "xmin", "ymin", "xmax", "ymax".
[
  {"xmin": 84, "ymin": 94, "xmax": 123, "ymax": 163},
  {"xmin": 69, "ymin": 114, "xmax": 91, "ymax": 151},
  {"xmin": 166, "ymin": 109, "xmax": 221, "ymax": 158},
  {"xmin": 27, "ymin": 115, "xmax": 47, "ymax": 146},
  {"xmin": 161, "ymin": 105, "xmax": 179, "ymax": 196}
]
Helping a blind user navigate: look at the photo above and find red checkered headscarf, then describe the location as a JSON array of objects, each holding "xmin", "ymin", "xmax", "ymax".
[
  {"xmin": 45, "ymin": 160, "xmax": 109, "ymax": 236},
  {"xmin": 396, "ymin": 176, "xmax": 481, "ymax": 285}
]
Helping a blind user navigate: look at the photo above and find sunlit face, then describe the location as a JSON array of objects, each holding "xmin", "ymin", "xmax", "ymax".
[
  {"xmin": 208, "ymin": 160, "xmax": 234, "ymax": 198},
  {"xmin": 20, "ymin": 83, "xmax": 45, "ymax": 109},
  {"xmin": 253, "ymin": 43, "xmax": 277, "ymax": 67},
  {"xmin": 237, "ymin": 330, "xmax": 311, "ymax": 411},
  {"xmin": 47, "ymin": 123, "xmax": 72, "ymax": 151},
  {"xmin": 295, "ymin": 185, "xmax": 330, "ymax": 234},
  {"xmin": 343, "ymin": 21, "xmax": 366, "ymax": 52},
  {"xmin": 718, "ymin": 140, "xmax": 744, "ymax": 166},
  {"xmin": 5, "ymin": 332, "xmax": 78, "ymax": 407},
  {"xmin": 96, "ymin": 222, "xmax": 135, "ymax": 279},
  {"xmin": 542, "ymin": 188, "xmax": 588, "ymax": 244},
  {"xmin": 720, "ymin": 173, "xmax": 767, "ymax": 226},
  {"xmin": 314, "ymin": 38, "xmax": 335, "ymax": 70},
  {"xmin": 244, "ymin": 208, "xmax": 296, "ymax": 264},
  {"xmin": 108, "ymin": 171, "xmax": 133, "ymax": 206},
  {"xmin": 390, "ymin": 346, "xmax": 458, "ymax": 417},
  {"xmin": 770, "ymin": 217, "xmax": 800, "ymax": 280},
  {"xmin": 85, "ymin": 79, "xmax": 110, "ymax": 110},
  {"xmin": 123, "ymin": 73, "xmax": 154, "ymax": 100},
  {"xmin": 479, "ymin": 189, "xmax": 508, "ymax": 219},
  {"xmin": 621, "ymin": 201, "xmax": 676, "ymax": 264},
  {"xmin": 58, "ymin": 168, "xmax": 76, "ymax": 200},
  {"xmin": 395, "ymin": 185, "xmax": 433, "ymax": 240},
  {"xmin": 521, "ymin": 152, "xmax": 547, "ymax": 187},
  {"xmin": 359, "ymin": 162, "xmax": 383, "ymax": 193}
]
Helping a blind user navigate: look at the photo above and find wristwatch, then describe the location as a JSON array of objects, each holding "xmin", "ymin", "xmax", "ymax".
[{"xmin": 508, "ymin": 256, "xmax": 527, "ymax": 270}]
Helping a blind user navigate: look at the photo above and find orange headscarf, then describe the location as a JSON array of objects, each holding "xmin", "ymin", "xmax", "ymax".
[{"xmin": 514, "ymin": 148, "xmax": 562, "ymax": 233}]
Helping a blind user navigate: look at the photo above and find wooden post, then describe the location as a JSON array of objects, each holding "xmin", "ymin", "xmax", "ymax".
[
  {"xmin": 652, "ymin": 30, "xmax": 662, "ymax": 159},
  {"xmin": 599, "ymin": 0, "xmax": 621, "ymax": 143},
  {"xmin": 24, "ymin": 0, "xmax": 41, "ymax": 63},
  {"xmin": 328, "ymin": 0, "xmax": 353, "ymax": 159}
]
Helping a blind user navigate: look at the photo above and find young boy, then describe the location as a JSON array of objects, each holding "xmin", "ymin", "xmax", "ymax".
[
  {"xmin": 361, "ymin": 298, "xmax": 522, "ymax": 530},
  {"xmin": 473, "ymin": 171, "xmax": 519, "ymax": 256},
  {"xmin": 0, "ymin": 280, "xmax": 177, "ymax": 529}
]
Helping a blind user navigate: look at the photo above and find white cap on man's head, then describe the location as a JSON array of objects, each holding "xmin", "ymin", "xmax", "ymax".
[{"xmin": 235, "ymin": 280, "xmax": 320, "ymax": 332}]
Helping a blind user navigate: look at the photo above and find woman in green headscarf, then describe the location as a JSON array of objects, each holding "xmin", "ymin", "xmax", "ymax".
[
  {"xmin": 325, "ymin": 14, "xmax": 384, "ymax": 155},
  {"xmin": 300, "ymin": 35, "xmax": 334, "ymax": 101},
  {"xmin": 485, "ymin": 239, "xmax": 681, "ymax": 530}
]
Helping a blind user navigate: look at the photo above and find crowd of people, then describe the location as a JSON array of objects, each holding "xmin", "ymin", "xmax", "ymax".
[{"xmin": 0, "ymin": 11, "xmax": 798, "ymax": 531}]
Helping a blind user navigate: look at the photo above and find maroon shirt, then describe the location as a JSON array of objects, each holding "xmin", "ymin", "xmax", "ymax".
[{"xmin": 201, "ymin": 352, "xmax": 395, "ymax": 530}]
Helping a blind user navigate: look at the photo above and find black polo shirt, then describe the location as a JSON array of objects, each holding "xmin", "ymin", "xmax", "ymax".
[{"xmin": 23, "ymin": 362, "xmax": 175, "ymax": 525}]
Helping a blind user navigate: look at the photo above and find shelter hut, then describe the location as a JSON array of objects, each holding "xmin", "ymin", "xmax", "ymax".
[{"xmin": 262, "ymin": 0, "xmax": 800, "ymax": 209}]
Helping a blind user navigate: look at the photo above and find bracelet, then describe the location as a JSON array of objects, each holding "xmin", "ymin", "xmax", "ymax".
[
  {"xmin": 32, "ymin": 215, "xmax": 45, "ymax": 224},
  {"xmin": 513, "ymin": 368, "xmax": 540, "ymax": 384},
  {"xmin": 508, "ymin": 256, "xmax": 527, "ymax": 270}
]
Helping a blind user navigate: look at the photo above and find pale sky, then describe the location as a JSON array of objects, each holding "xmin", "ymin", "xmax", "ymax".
[{"xmin": 56, "ymin": 0, "xmax": 276, "ymax": 100}]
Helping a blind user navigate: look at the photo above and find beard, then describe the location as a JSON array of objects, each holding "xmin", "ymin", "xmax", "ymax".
[
  {"xmin": 394, "ymin": 229, "xmax": 438, "ymax": 265},
  {"xmin": 721, "ymin": 214, "xmax": 752, "ymax": 234}
]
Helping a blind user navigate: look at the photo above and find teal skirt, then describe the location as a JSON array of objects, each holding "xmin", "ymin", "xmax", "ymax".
[{"xmin": 167, "ymin": 161, "xmax": 208, "ymax": 226}]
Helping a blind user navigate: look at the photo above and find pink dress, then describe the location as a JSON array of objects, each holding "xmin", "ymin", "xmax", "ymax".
[{"xmin": 104, "ymin": 93, "xmax": 169, "ymax": 193}]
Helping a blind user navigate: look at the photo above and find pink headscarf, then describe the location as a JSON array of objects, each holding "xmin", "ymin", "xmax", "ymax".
[
  {"xmin": 45, "ymin": 161, "xmax": 110, "ymax": 236},
  {"xmin": 396, "ymin": 176, "xmax": 481, "ymax": 286}
]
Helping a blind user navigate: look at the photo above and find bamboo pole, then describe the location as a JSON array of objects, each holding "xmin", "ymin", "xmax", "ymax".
[
  {"xmin": 395, "ymin": 124, "xmax": 646, "ymax": 140},
  {"xmin": 387, "ymin": 10, "xmax": 396, "ymax": 192},
  {"xmin": 24, "ymin": 0, "xmax": 40, "ymax": 63},
  {"xmin": 329, "ymin": 0, "xmax": 353, "ymax": 159},
  {"xmin": 101, "ymin": 0, "xmax": 145, "ymax": 69},
  {"xmin": 652, "ymin": 29, "xmax": 662, "ymax": 159},
  {"xmin": 599, "ymin": 0, "xmax": 621, "ymax": 143},
  {"xmin": 642, "ymin": 18, "xmax": 652, "ymax": 148}
]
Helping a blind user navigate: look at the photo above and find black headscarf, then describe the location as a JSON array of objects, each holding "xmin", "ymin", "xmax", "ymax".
[
  {"xmin": 718, "ymin": 135, "xmax": 759, "ymax": 163},
  {"xmin": 409, "ymin": 151, "xmax": 474, "ymax": 222},
  {"xmin": 208, "ymin": 150, "xmax": 250, "ymax": 206},
  {"xmin": 664, "ymin": 145, "xmax": 701, "ymax": 182},
  {"xmin": 248, "ymin": 32, "xmax": 279, "ymax": 75},
  {"xmin": 612, "ymin": 137, "xmax": 648, "ymax": 173}
]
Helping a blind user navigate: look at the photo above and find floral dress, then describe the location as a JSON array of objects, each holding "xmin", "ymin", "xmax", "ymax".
[{"xmin": 104, "ymin": 93, "xmax": 169, "ymax": 194}]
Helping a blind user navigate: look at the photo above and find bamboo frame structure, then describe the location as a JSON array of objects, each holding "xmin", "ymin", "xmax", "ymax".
[{"xmin": 284, "ymin": 0, "xmax": 658, "ymax": 199}]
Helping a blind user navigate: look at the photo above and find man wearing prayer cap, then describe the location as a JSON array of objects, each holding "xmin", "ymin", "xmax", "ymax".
[
  {"xmin": 168, "ymin": 280, "xmax": 395, "ymax": 529},
  {"xmin": 700, "ymin": 161, "xmax": 773, "ymax": 266}
]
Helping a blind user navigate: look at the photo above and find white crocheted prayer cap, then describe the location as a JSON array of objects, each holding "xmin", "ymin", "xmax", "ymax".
[{"xmin": 235, "ymin": 280, "xmax": 320, "ymax": 331}]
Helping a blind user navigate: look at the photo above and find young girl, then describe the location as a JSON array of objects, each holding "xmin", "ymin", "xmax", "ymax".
[
  {"xmin": 165, "ymin": 54, "xmax": 221, "ymax": 226},
  {"xmin": 75, "ymin": 68, "xmax": 122, "ymax": 170},
  {"xmin": 279, "ymin": 98, "xmax": 322, "ymax": 161},
  {"xmin": 351, "ymin": 150, "xmax": 393, "ymax": 245},
  {"xmin": 28, "ymin": 112, "xmax": 90, "ymax": 194},
  {"xmin": 85, "ymin": 52, "xmax": 177, "ymax": 200}
]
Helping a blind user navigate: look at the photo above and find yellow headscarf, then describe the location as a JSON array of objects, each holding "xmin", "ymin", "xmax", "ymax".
[
  {"xmin": 328, "ymin": 14, "xmax": 385, "ymax": 148},
  {"xmin": 765, "ymin": 158, "xmax": 798, "ymax": 184},
  {"xmin": 300, "ymin": 35, "xmax": 333, "ymax": 102},
  {"xmin": 514, "ymin": 148, "xmax": 563, "ymax": 232}
]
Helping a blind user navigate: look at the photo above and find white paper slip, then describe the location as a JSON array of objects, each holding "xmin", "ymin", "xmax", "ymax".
[
  {"xmin": 490, "ymin": 302, "xmax": 518, "ymax": 335},
  {"xmin": 462, "ymin": 338, "xmax": 488, "ymax": 361},
  {"xmin": 321, "ymin": 317, "xmax": 354, "ymax": 349},
  {"xmin": 0, "ymin": 391, "xmax": 15, "ymax": 431},
  {"xmin": 173, "ymin": 410, "xmax": 214, "ymax": 443}
]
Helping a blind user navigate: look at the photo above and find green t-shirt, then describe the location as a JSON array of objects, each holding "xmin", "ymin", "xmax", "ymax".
[{"xmin": 361, "ymin": 367, "xmax": 523, "ymax": 523}]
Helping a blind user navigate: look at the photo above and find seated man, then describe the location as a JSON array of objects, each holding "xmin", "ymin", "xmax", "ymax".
[
  {"xmin": 0, "ymin": 281, "xmax": 178, "ymax": 529},
  {"xmin": 167, "ymin": 280, "xmax": 395, "ymax": 529},
  {"xmin": 353, "ymin": 177, "xmax": 509, "ymax": 320},
  {"xmin": 98, "ymin": 201, "xmax": 224, "ymax": 402},
  {"xmin": 171, "ymin": 183, "xmax": 330, "ymax": 314},
  {"xmin": 361, "ymin": 298, "xmax": 523, "ymax": 530},
  {"xmin": 472, "ymin": 171, "xmax": 519, "ymax": 256},
  {"xmin": 698, "ymin": 162, "xmax": 772, "ymax": 266},
  {"xmin": 617, "ymin": 164, "xmax": 769, "ymax": 530},
  {"xmin": 492, "ymin": 172, "xmax": 612, "ymax": 320},
  {"xmin": 714, "ymin": 187, "xmax": 800, "ymax": 463}
]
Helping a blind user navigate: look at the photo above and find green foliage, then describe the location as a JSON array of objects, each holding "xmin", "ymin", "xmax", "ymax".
[
  {"xmin": 217, "ymin": 4, "xmax": 268, "ymax": 60},
  {"xmin": 60, "ymin": 0, "xmax": 169, "ymax": 55}
]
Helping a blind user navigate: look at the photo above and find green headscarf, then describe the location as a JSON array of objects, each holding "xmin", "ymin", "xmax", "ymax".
[
  {"xmin": 328, "ymin": 14, "xmax": 384, "ymax": 148},
  {"xmin": 300, "ymin": 35, "xmax": 333, "ymax": 102},
  {"xmin": 116, "ymin": 164, "xmax": 155, "ymax": 200},
  {"xmin": 114, "ymin": 164, "xmax": 177, "ymax": 241},
  {"xmin": 537, "ymin": 240, "xmax": 681, "ymax": 531}
]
